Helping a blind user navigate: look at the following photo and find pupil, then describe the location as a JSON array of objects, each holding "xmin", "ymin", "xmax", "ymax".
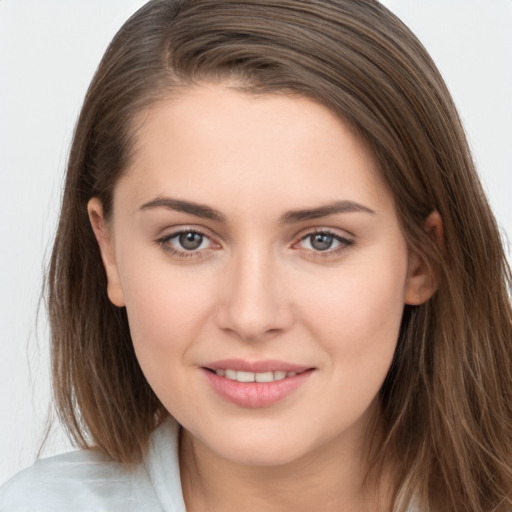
[
  {"xmin": 179, "ymin": 232, "xmax": 203, "ymax": 250},
  {"xmin": 311, "ymin": 233, "xmax": 333, "ymax": 251}
]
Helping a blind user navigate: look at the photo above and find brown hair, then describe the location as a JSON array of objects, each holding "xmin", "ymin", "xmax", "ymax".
[{"xmin": 47, "ymin": 1, "xmax": 512, "ymax": 510}]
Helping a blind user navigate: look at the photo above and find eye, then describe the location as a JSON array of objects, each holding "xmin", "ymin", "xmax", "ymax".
[
  {"xmin": 177, "ymin": 231, "xmax": 206, "ymax": 251},
  {"xmin": 295, "ymin": 229, "xmax": 354, "ymax": 256},
  {"xmin": 305, "ymin": 233, "xmax": 338, "ymax": 251},
  {"xmin": 156, "ymin": 229, "xmax": 218, "ymax": 258}
]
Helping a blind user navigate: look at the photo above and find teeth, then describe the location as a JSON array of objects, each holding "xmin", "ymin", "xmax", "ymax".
[
  {"xmin": 215, "ymin": 369, "xmax": 301, "ymax": 382},
  {"xmin": 255, "ymin": 371, "xmax": 273, "ymax": 383},
  {"xmin": 225, "ymin": 369, "xmax": 237, "ymax": 380},
  {"xmin": 237, "ymin": 371, "xmax": 255, "ymax": 383}
]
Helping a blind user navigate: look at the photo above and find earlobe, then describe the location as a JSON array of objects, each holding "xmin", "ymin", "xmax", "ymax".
[
  {"xmin": 404, "ymin": 210, "xmax": 443, "ymax": 306},
  {"xmin": 87, "ymin": 198, "xmax": 125, "ymax": 307}
]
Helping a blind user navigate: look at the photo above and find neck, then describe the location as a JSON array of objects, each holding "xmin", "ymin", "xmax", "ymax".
[{"xmin": 179, "ymin": 425, "xmax": 394, "ymax": 512}]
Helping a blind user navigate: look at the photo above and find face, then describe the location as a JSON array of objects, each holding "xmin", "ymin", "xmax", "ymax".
[{"xmin": 89, "ymin": 84, "xmax": 434, "ymax": 468}]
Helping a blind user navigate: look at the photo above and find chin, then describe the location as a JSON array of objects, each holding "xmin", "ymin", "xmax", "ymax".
[
  {"xmin": 217, "ymin": 440, "xmax": 308, "ymax": 468},
  {"xmin": 194, "ymin": 423, "xmax": 319, "ymax": 468}
]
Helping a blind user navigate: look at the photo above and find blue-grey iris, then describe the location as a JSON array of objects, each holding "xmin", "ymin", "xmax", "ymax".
[
  {"xmin": 180, "ymin": 232, "xmax": 203, "ymax": 250},
  {"xmin": 311, "ymin": 233, "xmax": 334, "ymax": 251}
]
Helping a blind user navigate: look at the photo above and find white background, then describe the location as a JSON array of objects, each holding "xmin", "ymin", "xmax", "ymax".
[{"xmin": 1, "ymin": 1, "xmax": 511, "ymax": 484}]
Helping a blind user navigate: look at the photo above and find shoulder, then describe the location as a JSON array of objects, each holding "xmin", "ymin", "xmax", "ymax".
[{"xmin": 0, "ymin": 448, "xmax": 161, "ymax": 512}]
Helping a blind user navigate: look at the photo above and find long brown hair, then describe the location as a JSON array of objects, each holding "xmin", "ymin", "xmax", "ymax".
[{"xmin": 47, "ymin": 1, "xmax": 512, "ymax": 510}]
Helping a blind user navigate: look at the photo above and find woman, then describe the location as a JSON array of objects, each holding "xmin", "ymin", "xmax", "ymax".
[{"xmin": 1, "ymin": 1, "xmax": 511, "ymax": 510}]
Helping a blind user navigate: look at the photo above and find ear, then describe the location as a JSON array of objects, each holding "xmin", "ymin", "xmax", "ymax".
[
  {"xmin": 87, "ymin": 198, "xmax": 125, "ymax": 307},
  {"xmin": 404, "ymin": 210, "xmax": 443, "ymax": 305}
]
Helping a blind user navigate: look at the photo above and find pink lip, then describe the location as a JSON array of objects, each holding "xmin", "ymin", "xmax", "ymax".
[{"xmin": 202, "ymin": 359, "xmax": 315, "ymax": 408}]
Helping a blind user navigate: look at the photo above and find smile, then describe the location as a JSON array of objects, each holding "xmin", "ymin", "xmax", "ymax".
[
  {"xmin": 202, "ymin": 360, "xmax": 315, "ymax": 408},
  {"xmin": 214, "ymin": 369, "xmax": 300, "ymax": 382}
]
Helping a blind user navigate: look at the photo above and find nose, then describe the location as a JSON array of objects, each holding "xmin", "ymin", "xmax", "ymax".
[{"xmin": 214, "ymin": 247, "xmax": 295, "ymax": 342}]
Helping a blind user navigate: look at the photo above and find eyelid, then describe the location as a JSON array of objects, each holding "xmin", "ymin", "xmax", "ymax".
[
  {"xmin": 296, "ymin": 226, "xmax": 354, "ymax": 242},
  {"xmin": 155, "ymin": 225, "xmax": 354, "ymax": 260},
  {"xmin": 155, "ymin": 225, "xmax": 221, "ymax": 259},
  {"xmin": 292, "ymin": 227, "xmax": 355, "ymax": 257}
]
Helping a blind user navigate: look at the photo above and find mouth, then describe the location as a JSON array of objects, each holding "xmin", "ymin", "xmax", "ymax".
[
  {"xmin": 206, "ymin": 368, "xmax": 306, "ymax": 383},
  {"xmin": 201, "ymin": 359, "xmax": 315, "ymax": 408}
]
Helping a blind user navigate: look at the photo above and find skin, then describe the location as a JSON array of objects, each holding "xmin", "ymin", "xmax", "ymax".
[{"xmin": 89, "ymin": 83, "xmax": 438, "ymax": 511}]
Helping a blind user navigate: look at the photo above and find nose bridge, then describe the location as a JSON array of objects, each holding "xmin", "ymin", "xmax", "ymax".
[{"xmin": 216, "ymin": 242, "xmax": 293, "ymax": 340}]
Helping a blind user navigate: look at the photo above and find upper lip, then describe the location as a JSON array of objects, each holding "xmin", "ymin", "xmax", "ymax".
[{"xmin": 203, "ymin": 359, "xmax": 312, "ymax": 373}]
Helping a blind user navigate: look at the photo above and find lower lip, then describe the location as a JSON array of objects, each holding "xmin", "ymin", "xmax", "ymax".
[{"xmin": 203, "ymin": 369, "xmax": 314, "ymax": 408}]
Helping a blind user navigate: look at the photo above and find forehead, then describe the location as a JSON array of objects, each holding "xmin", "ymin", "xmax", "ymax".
[{"xmin": 115, "ymin": 83, "xmax": 392, "ymax": 218}]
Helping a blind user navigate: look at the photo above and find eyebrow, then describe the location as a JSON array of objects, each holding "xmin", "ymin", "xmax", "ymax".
[
  {"xmin": 279, "ymin": 200, "xmax": 375, "ymax": 224},
  {"xmin": 139, "ymin": 197, "xmax": 375, "ymax": 223},
  {"xmin": 139, "ymin": 197, "xmax": 226, "ymax": 222}
]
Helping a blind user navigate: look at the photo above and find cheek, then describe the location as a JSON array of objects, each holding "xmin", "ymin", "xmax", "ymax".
[
  {"xmin": 117, "ymin": 257, "xmax": 215, "ymax": 376},
  {"xmin": 296, "ymin": 259, "xmax": 407, "ymax": 432},
  {"xmin": 299, "ymin": 253, "xmax": 408, "ymax": 368}
]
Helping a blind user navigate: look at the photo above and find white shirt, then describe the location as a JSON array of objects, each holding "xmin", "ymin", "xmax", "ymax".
[
  {"xmin": 1, "ymin": 420, "xmax": 418, "ymax": 511},
  {"xmin": 0, "ymin": 419, "xmax": 186, "ymax": 511}
]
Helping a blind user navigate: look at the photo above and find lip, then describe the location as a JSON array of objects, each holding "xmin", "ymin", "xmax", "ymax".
[{"xmin": 202, "ymin": 359, "xmax": 315, "ymax": 408}]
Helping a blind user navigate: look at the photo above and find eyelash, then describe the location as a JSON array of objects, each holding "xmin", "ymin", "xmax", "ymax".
[
  {"xmin": 156, "ymin": 229, "xmax": 217, "ymax": 259},
  {"xmin": 155, "ymin": 228, "xmax": 354, "ymax": 260},
  {"xmin": 295, "ymin": 229, "xmax": 354, "ymax": 259}
]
